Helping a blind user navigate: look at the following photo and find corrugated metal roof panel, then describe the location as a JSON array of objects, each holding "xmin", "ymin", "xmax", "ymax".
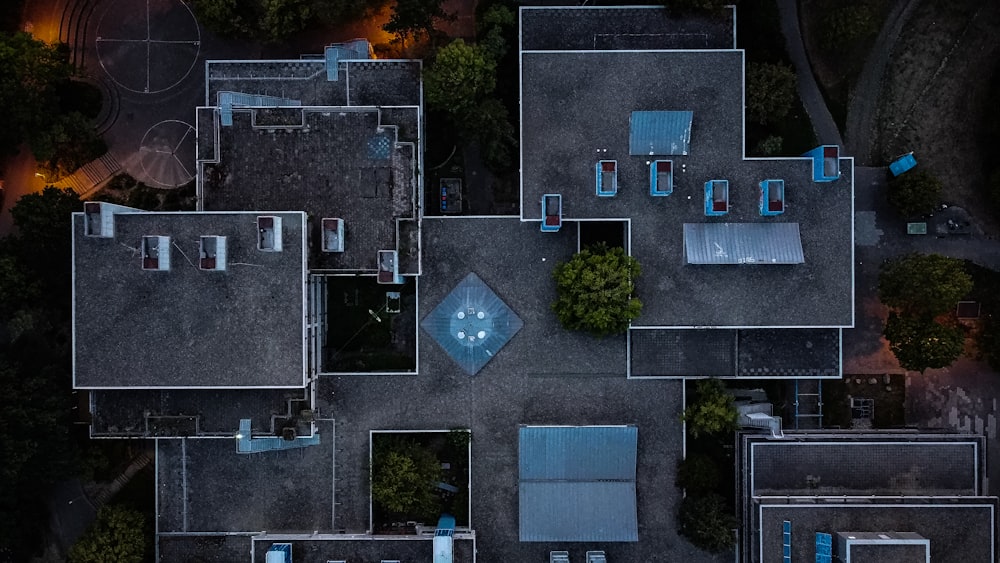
[
  {"xmin": 629, "ymin": 111, "xmax": 693, "ymax": 156},
  {"xmin": 683, "ymin": 223, "xmax": 804, "ymax": 265},
  {"xmin": 519, "ymin": 426, "xmax": 637, "ymax": 480},
  {"xmin": 518, "ymin": 481, "xmax": 638, "ymax": 542}
]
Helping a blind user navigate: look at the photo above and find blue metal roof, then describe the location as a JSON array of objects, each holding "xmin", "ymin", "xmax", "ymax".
[
  {"xmin": 519, "ymin": 481, "xmax": 638, "ymax": 542},
  {"xmin": 629, "ymin": 111, "xmax": 693, "ymax": 156},
  {"xmin": 518, "ymin": 426, "xmax": 638, "ymax": 542},
  {"xmin": 683, "ymin": 223, "xmax": 805, "ymax": 265},
  {"xmin": 420, "ymin": 273, "xmax": 523, "ymax": 375},
  {"xmin": 519, "ymin": 426, "xmax": 637, "ymax": 480}
]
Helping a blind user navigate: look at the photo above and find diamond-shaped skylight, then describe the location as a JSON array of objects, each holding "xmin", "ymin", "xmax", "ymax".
[{"xmin": 421, "ymin": 273, "xmax": 523, "ymax": 375}]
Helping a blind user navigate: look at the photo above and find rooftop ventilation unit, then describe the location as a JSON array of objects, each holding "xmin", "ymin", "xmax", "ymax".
[
  {"xmin": 804, "ymin": 145, "xmax": 840, "ymax": 182},
  {"xmin": 596, "ymin": 160, "xmax": 618, "ymax": 197},
  {"xmin": 199, "ymin": 236, "xmax": 227, "ymax": 270},
  {"xmin": 257, "ymin": 216, "xmax": 282, "ymax": 251},
  {"xmin": 650, "ymin": 160, "xmax": 673, "ymax": 196},
  {"xmin": 378, "ymin": 250, "xmax": 403, "ymax": 284},
  {"xmin": 265, "ymin": 543, "xmax": 292, "ymax": 563},
  {"xmin": 704, "ymin": 180, "xmax": 729, "ymax": 215},
  {"xmin": 759, "ymin": 179, "xmax": 785, "ymax": 216},
  {"xmin": 141, "ymin": 236, "xmax": 170, "ymax": 271},
  {"xmin": 322, "ymin": 218, "xmax": 345, "ymax": 252},
  {"xmin": 83, "ymin": 201, "xmax": 134, "ymax": 237},
  {"xmin": 540, "ymin": 194, "xmax": 562, "ymax": 232}
]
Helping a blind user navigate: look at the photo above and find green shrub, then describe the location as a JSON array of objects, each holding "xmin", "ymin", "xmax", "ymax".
[{"xmin": 551, "ymin": 244, "xmax": 642, "ymax": 336}]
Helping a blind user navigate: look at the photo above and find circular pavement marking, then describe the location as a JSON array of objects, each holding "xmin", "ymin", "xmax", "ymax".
[
  {"xmin": 139, "ymin": 120, "xmax": 196, "ymax": 188},
  {"xmin": 96, "ymin": 0, "xmax": 201, "ymax": 94}
]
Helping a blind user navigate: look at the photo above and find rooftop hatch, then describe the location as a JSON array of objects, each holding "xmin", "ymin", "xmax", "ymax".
[
  {"xmin": 141, "ymin": 236, "xmax": 171, "ymax": 271},
  {"xmin": 257, "ymin": 216, "xmax": 282, "ymax": 251}
]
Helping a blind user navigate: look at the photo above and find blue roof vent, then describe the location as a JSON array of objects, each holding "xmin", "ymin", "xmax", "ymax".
[
  {"xmin": 704, "ymin": 180, "xmax": 729, "ymax": 216},
  {"xmin": 629, "ymin": 111, "xmax": 693, "ymax": 156},
  {"xmin": 421, "ymin": 273, "xmax": 523, "ymax": 375},
  {"xmin": 759, "ymin": 179, "xmax": 785, "ymax": 216},
  {"xmin": 803, "ymin": 145, "xmax": 840, "ymax": 182},
  {"xmin": 650, "ymin": 160, "xmax": 673, "ymax": 196}
]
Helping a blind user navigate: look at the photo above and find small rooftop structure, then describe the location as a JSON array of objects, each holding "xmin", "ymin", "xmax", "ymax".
[
  {"xmin": 650, "ymin": 160, "xmax": 673, "ymax": 196},
  {"xmin": 804, "ymin": 145, "xmax": 841, "ymax": 182},
  {"xmin": 519, "ymin": 425, "xmax": 638, "ymax": 542},
  {"xmin": 421, "ymin": 273, "xmax": 523, "ymax": 375},
  {"xmin": 683, "ymin": 223, "xmax": 805, "ymax": 265},
  {"xmin": 236, "ymin": 418, "xmax": 319, "ymax": 454},
  {"xmin": 759, "ymin": 179, "xmax": 785, "ymax": 216},
  {"xmin": 540, "ymin": 194, "xmax": 562, "ymax": 232},
  {"xmin": 629, "ymin": 111, "xmax": 693, "ymax": 155}
]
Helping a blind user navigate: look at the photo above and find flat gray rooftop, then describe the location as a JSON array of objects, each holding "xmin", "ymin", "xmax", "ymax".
[
  {"xmin": 91, "ymin": 388, "xmax": 306, "ymax": 436},
  {"xmin": 206, "ymin": 60, "xmax": 421, "ymax": 107},
  {"xmin": 756, "ymin": 502, "xmax": 996, "ymax": 563},
  {"xmin": 750, "ymin": 440, "xmax": 980, "ymax": 496},
  {"xmin": 519, "ymin": 6, "xmax": 734, "ymax": 50},
  {"xmin": 157, "ymin": 534, "xmax": 252, "ymax": 563},
  {"xmin": 73, "ymin": 211, "xmax": 306, "ymax": 388},
  {"xmin": 251, "ymin": 538, "xmax": 475, "ymax": 563},
  {"xmin": 156, "ymin": 420, "xmax": 334, "ymax": 533},
  {"xmin": 630, "ymin": 328, "xmax": 840, "ymax": 377},
  {"xmin": 519, "ymin": 48, "xmax": 854, "ymax": 327},
  {"xmin": 848, "ymin": 543, "xmax": 928, "ymax": 563},
  {"xmin": 200, "ymin": 109, "xmax": 415, "ymax": 271}
]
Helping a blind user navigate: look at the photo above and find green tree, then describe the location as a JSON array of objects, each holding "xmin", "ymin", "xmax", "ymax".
[
  {"xmin": 465, "ymin": 97, "xmax": 515, "ymax": 171},
  {"xmin": 746, "ymin": 62, "xmax": 797, "ymax": 125},
  {"xmin": 260, "ymin": 0, "xmax": 313, "ymax": 43},
  {"xmin": 551, "ymin": 244, "xmax": 642, "ymax": 336},
  {"xmin": 884, "ymin": 312, "xmax": 965, "ymax": 372},
  {"xmin": 878, "ymin": 254, "xmax": 972, "ymax": 317},
  {"xmin": 678, "ymin": 494, "xmax": 737, "ymax": 553},
  {"xmin": 822, "ymin": 4, "xmax": 878, "ymax": 51},
  {"xmin": 424, "ymin": 39, "xmax": 496, "ymax": 120},
  {"xmin": 676, "ymin": 452, "xmax": 722, "ymax": 495},
  {"xmin": 371, "ymin": 439, "xmax": 441, "ymax": 516},
  {"xmin": 683, "ymin": 379, "xmax": 738, "ymax": 438},
  {"xmin": 0, "ymin": 32, "xmax": 73, "ymax": 155},
  {"xmin": 887, "ymin": 170, "xmax": 941, "ymax": 218},
  {"xmin": 477, "ymin": 4, "xmax": 515, "ymax": 61},
  {"xmin": 383, "ymin": 0, "xmax": 453, "ymax": 44},
  {"xmin": 753, "ymin": 135, "xmax": 783, "ymax": 156},
  {"xmin": 68, "ymin": 506, "xmax": 147, "ymax": 563},
  {"xmin": 9, "ymin": 187, "xmax": 82, "ymax": 307},
  {"xmin": 32, "ymin": 111, "xmax": 107, "ymax": 181}
]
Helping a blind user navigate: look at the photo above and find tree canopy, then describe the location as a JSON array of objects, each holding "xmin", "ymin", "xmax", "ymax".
[
  {"xmin": 68, "ymin": 506, "xmax": 147, "ymax": 563},
  {"xmin": 683, "ymin": 378, "xmax": 739, "ymax": 438},
  {"xmin": 551, "ymin": 244, "xmax": 642, "ymax": 336},
  {"xmin": 884, "ymin": 312, "xmax": 965, "ymax": 372},
  {"xmin": 878, "ymin": 253, "xmax": 972, "ymax": 317},
  {"xmin": 424, "ymin": 39, "xmax": 496, "ymax": 120},
  {"xmin": 0, "ymin": 32, "xmax": 73, "ymax": 156},
  {"xmin": 746, "ymin": 62, "xmax": 798, "ymax": 125},
  {"xmin": 678, "ymin": 494, "xmax": 737, "ymax": 553},
  {"xmin": 676, "ymin": 452, "xmax": 722, "ymax": 495},
  {"xmin": 887, "ymin": 170, "xmax": 941, "ymax": 218},
  {"xmin": 371, "ymin": 438, "xmax": 441, "ymax": 517},
  {"xmin": 822, "ymin": 3, "xmax": 878, "ymax": 51},
  {"xmin": 383, "ymin": 0, "xmax": 452, "ymax": 43}
]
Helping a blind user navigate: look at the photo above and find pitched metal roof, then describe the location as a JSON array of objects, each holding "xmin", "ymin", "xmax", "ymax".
[
  {"xmin": 420, "ymin": 272, "xmax": 523, "ymax": 375},
  {"xmin": 519, "ymin": 426, "xmax": 638, "ymax": 480},
  {"xmin": 518, "ymin": 426, "xmax": 638, "ymax": 542},
  {"xmin": 519, "ymin": 481, "xmax": 638, "ymax": 542},
  {"xmin": 629, "ymin": 111, "xmax": 693, "ymax": 156},
  {"xmin": 683, "ymin": 222, "xmax": 804, "ymax": 265}
]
